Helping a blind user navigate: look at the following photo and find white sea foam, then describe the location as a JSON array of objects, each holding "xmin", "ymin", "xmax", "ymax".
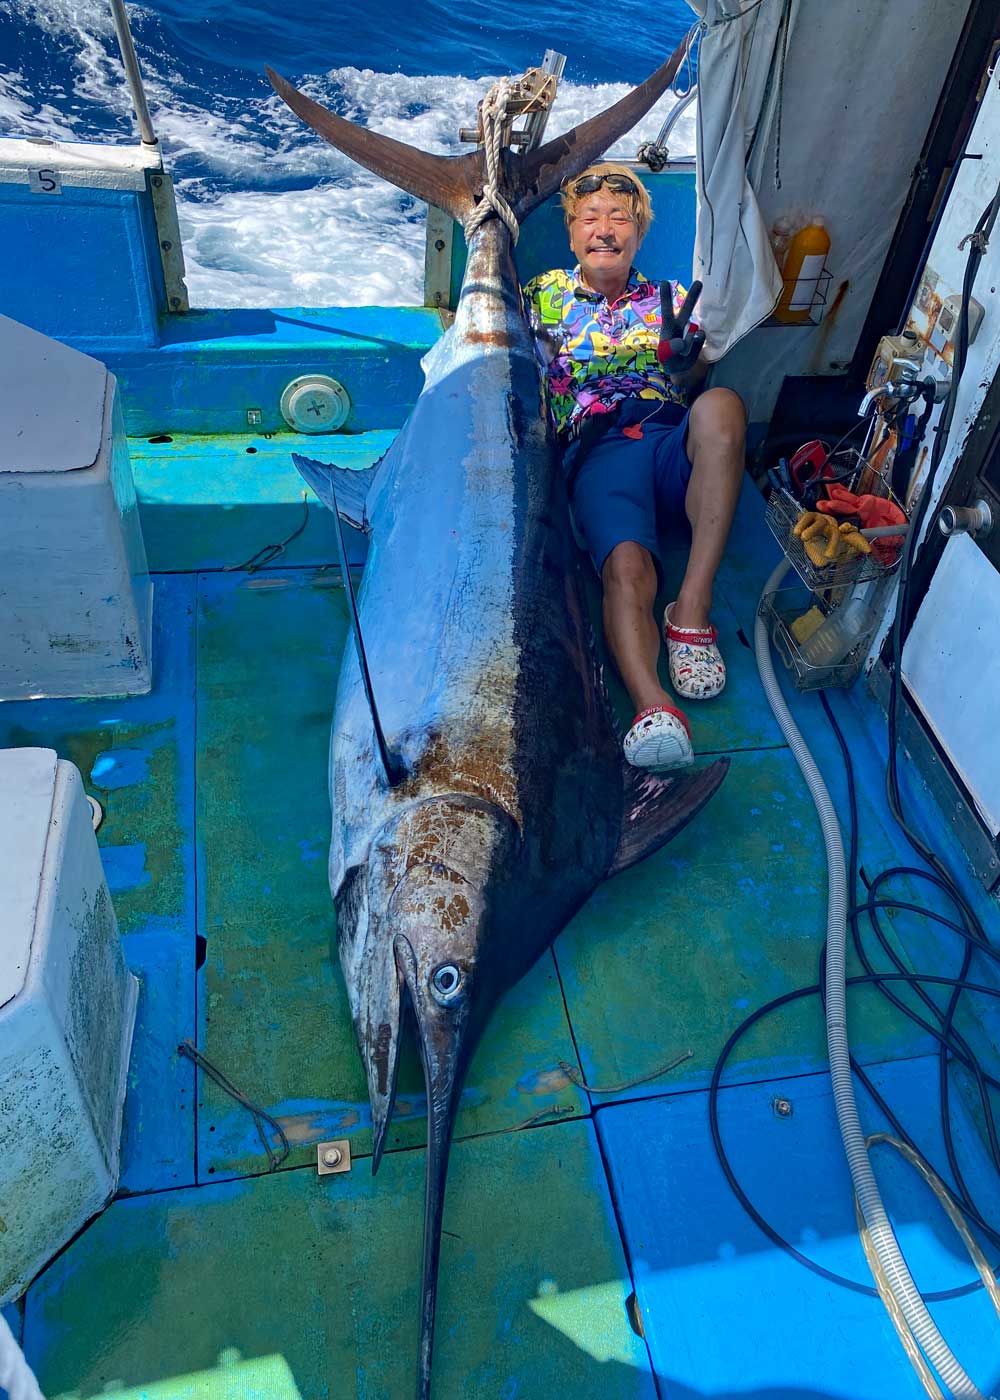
[
  {"xmin": 1, "ymin": 0, "xmax": 696, "ymax": 308},
  {"xmin": 176, "ymin": 70, "xmax": 695, "ymax": 308}
]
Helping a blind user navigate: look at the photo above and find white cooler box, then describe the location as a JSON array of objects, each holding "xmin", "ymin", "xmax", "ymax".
[
  {"xmin": 0, "ymin": 313, "xmax": 152, "ymax": 699},
  {"xmin": 0, "ymin": 747, "xmax": 139, "ymax": 1303}
]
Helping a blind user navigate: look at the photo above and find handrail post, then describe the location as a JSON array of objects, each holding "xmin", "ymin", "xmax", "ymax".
[{"xmin": 109, "ymin": 0, "xmax": 158, "ymax": 147}]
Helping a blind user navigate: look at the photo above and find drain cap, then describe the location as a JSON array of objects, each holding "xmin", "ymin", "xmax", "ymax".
[{"xmin": 280, "ymin": 375, "xmax": 350, "ymax": 433}]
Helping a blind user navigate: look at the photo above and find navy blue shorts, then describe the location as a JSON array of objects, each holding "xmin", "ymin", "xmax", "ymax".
[{"xmin": 565, "ymin": 400, "xmax": 694, "ymax": 574}]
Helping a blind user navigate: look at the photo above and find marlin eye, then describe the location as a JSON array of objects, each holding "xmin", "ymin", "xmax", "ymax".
[{"xmin": 431, "ymin": 964, "xmax": 462, "ymax": 999}]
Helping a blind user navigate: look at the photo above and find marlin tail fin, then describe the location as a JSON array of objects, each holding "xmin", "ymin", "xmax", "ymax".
[
  {"xmin": 266, "ymin": 67, "xmax": 482, "ymax": 224},
  {"xmin": 268, "ymin": 37, "xmax": 688, "ymax": 231}
]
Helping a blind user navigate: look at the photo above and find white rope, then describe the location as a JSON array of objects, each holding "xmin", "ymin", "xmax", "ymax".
[
  {"xmin": 0, "ymin": 1312, "xmax": 44, "ymax": 1400},
  {"xmin": 463, "ymin": 77, "xmax": 520, "ymax": 244}
]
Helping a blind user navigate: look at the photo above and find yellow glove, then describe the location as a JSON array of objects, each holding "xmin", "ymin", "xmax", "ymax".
[
  {"xmin": 798, "ymin": 512, "xmax": 844, "ymax": 563},
  {"xmin": 837, "ymin": 521, "xmax": 872, "ymax": 556}
]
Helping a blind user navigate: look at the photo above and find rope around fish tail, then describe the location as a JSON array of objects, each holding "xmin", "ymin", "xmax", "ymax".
[{"xmin": 464, "ymin": 77, "xmax": 520, "ymax": 244}]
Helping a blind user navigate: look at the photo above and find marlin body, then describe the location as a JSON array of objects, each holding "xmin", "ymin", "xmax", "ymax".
[{"xmin": 268, "ymin": 48, "xmax": 727, "ymax": 1398}]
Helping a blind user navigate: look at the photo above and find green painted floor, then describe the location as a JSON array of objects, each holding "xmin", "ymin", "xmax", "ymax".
[{"xmin": 5, "ymin": 459, "xmax": 998, "ymax": 1400}]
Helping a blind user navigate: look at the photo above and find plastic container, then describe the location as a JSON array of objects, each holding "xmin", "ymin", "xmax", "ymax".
[
  {"xmin": 761, "ymin": 585, "xmax": 876, "ymax": 692},
  {"xmin": 773, "ymin": 218, "xmax": 831, "ymax": 324},
  {"xmin": 798, "ymin": 592, "xmax": 877, "ymax": 669}
]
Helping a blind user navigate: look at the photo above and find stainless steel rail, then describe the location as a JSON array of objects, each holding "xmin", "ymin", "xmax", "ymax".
[
  {"xmin": 521, "ymin": 49, "xmax": 567, "ymax": 153},
  {"xmin": 109, "ymin": 0, "xmax": 158, "ymax": 146},
  {"xmin": 637, "ymin": 84, "xmax": 697, "ymax": 169}
]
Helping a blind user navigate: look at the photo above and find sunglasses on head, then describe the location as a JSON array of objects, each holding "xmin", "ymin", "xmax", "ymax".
[{"xmin": 567, "ymin": 173, "xmax": 639, "ymax": 197}]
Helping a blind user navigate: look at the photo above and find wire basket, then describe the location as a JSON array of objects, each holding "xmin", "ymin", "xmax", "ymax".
[
  {"xmin": 760, "ymin": 584, "xmax": 875, "ymax": 692},
  {"xmin": 763, "ymin": 269, "xmax": 834, "ymax": 326},
  {"xmin": 765, "ymin": 488, "xmax": 905, "ymax": 590}
]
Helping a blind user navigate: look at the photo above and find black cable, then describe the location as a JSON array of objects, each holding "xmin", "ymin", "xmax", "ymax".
[
  {"xmin": 224, "ymin": 491, "xmax": 310, "ymax": 573},
  {"xmin": 708, "ymin": 972, "xmax": 1000, "ymax": 1301},
  {"xmin": 178, "ymin": 1039, "xmax": 290, "ymax": 1171},
  {"xmin": 710, "ymin": 183, "xmax": 1000, "ymax": 1302}
]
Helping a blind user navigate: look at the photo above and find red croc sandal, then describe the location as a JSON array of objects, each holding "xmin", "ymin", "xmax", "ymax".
[
  {"xmin": 622, "ymin": 704, "xmax": 694, "ymax": 771},
  {"xmin": 663, "ymin": 603, "xmax": 726, "ymax": 701}
]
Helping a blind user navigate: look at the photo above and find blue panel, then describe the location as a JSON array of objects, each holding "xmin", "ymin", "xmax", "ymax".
[
  {"xmin": 0, "ymin": 574, "xmax": 197, "ymax": 1192},
  {"xmin": 23, "ymin": 1119, "xmax": 655, "ymax": 1400},
  {"xmin": 598, "ymin": 1057, "xmax": 999, "ymax": 1400},
  {"xmin": 0, "ymin": 183, "xmax": 162, "ymax": 350},
  {"xmin": 131, "ymin": 431, "xmax": 385, "ymax": 571},
  {"xmin": 450, "ymin": 171, "xmax": 698, "ymax": 304},
  {"xmin": 104, "ymin": 305, "xmax": 442, "ymax": 435},
  {"xmin": 2, "ymin": 1301, "xmax": 23, "ymax": 1342}
]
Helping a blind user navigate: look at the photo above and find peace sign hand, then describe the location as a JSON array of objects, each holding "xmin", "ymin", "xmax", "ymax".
[{"xmin": 656, "ymin": 279, "xmax": 705, "ymax": 373}]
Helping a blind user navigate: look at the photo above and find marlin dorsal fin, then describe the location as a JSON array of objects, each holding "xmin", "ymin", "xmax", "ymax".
[{"xmin": 610, "ymin": 758, "xmax": 730, "ymax": 877}]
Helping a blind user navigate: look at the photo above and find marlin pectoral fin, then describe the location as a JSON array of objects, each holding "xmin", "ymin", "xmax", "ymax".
[
  {"xmin": 292, "ymin": 453, "xmax": 379, "ymax": 533},
  {"xmin": 610, "ymin": 757, "xmax": 730, "ymax": 877}
]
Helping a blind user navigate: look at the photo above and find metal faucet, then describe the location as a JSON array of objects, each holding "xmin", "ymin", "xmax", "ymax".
[
  {"xmin": 858, "ymin": 383, "xmax": 900, "ymax": 417},
  {"xmin": 858, "ymin": 360, "xmax": 924, "ymax": 417}
]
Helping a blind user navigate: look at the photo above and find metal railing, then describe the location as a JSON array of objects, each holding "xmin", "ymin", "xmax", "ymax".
[
  {"xmin": 109, "ymin": 0, "xmax": 157, "ymax": 146},
  {"xmin": 636, "ymin": 84, "xmax": 697, "ymax": 171}
]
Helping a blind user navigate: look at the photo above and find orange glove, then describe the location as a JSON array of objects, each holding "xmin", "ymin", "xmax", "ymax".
[
  {"xmin": 817, "ymin": 484, "xmax": 906, "ymax": 529},
  {"xmin": 816, "ymin": 484, "xmax": 905, "ymax": 562}
]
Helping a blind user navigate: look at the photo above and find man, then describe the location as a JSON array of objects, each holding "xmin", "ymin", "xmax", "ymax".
[{"xmin": 523, "ymin": 162, "xmax": 746, "ymax": 771}]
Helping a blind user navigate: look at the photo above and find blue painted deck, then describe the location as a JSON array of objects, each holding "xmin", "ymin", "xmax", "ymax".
[{"xmin": 2, "ymin": 446, "xmax": 999, "ymax": 1399}]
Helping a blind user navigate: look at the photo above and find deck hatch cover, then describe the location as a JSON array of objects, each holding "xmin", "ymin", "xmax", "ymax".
[{"xmin": 0, "ymin": 314, "xmax": 108, "ymax": 473}]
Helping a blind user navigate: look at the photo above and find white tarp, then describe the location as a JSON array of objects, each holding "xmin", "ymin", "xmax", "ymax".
[
  {"xmin": 686, "ymin": 0, "xmax": 792, "ymax": 360},
  {"xmin": 696, "ymin": 0, "xmax": 973, "ymax": 425}
]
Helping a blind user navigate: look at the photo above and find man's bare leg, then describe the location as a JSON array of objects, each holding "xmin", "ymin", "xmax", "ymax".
[
  {"xmin": 602, "ymin": 541, "xmax": 676, "ymax": 714},
  {"xmin": 671, "ymin": 387, "xmax": 746, "ymax": 630}
]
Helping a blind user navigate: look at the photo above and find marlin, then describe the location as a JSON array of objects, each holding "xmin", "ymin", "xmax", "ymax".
[{"xmin": 267, "ymin": 48, "xmax": 728, "ymax": 1399}]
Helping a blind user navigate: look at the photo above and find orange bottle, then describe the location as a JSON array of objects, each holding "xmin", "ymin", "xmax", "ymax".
[{"xmin": 773, "ymin": 218, "xmax": 831, "ymax": 324}]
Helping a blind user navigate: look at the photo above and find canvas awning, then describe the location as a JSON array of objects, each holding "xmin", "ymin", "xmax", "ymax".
[{"xmin": 685, "ymin": 0, "xmax": 794, "ymax": 360}]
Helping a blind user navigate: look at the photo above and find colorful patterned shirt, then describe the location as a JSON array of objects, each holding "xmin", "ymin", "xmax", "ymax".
[{"xmin": 522, "ymin": 266, "xmax": 689, "ymax": 437}]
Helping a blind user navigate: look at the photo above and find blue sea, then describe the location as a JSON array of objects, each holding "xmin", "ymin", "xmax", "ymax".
[{"xmin": 0, "ymin": 0, "xmax": 695, "ymax": 305}]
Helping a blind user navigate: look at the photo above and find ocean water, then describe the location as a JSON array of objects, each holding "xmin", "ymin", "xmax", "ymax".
[{"xmin": 0, "ymin": 0, "xmax": 697, "ymax": 306}]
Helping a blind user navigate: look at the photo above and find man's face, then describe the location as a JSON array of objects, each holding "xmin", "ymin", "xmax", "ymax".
[{"xmin": 568, "ymin": 189, "xmax": 642, "ymax": 286}]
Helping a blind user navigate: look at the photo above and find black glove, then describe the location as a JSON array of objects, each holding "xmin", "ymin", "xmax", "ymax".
[{"xmin": 656, "ymin": 280, "xmax": 704, "ymax": 373}]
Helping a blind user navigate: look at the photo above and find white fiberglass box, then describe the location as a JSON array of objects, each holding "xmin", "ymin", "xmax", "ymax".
[
  {"xmin": 0, "ymin": 748, "xmax": 138, "ymax": 1303},
  {"xmin": 0, "ymin": 313, "xmax": 152, "ymax": 699}
]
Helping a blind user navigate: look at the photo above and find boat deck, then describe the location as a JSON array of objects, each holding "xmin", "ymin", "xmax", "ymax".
[{"xmin": 2, "ymin": 441, "xmax": 998, "ymax": 1400}]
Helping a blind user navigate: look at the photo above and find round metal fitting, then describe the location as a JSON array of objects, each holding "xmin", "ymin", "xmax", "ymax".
[
  {"xmin": 937, "ymin": 498, "xmax": 993, "ymax": 539},
  {"xmin": 280, "ymin": 375, "xmax": 350, "ymax": 434},
  {"xmin": 322, "ymin": 1146, "xmax": 343, "ymax": 1168},
  {"xmin": 772, "ymin": 1097, "xmax": 793, "ymax": 1118}
]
